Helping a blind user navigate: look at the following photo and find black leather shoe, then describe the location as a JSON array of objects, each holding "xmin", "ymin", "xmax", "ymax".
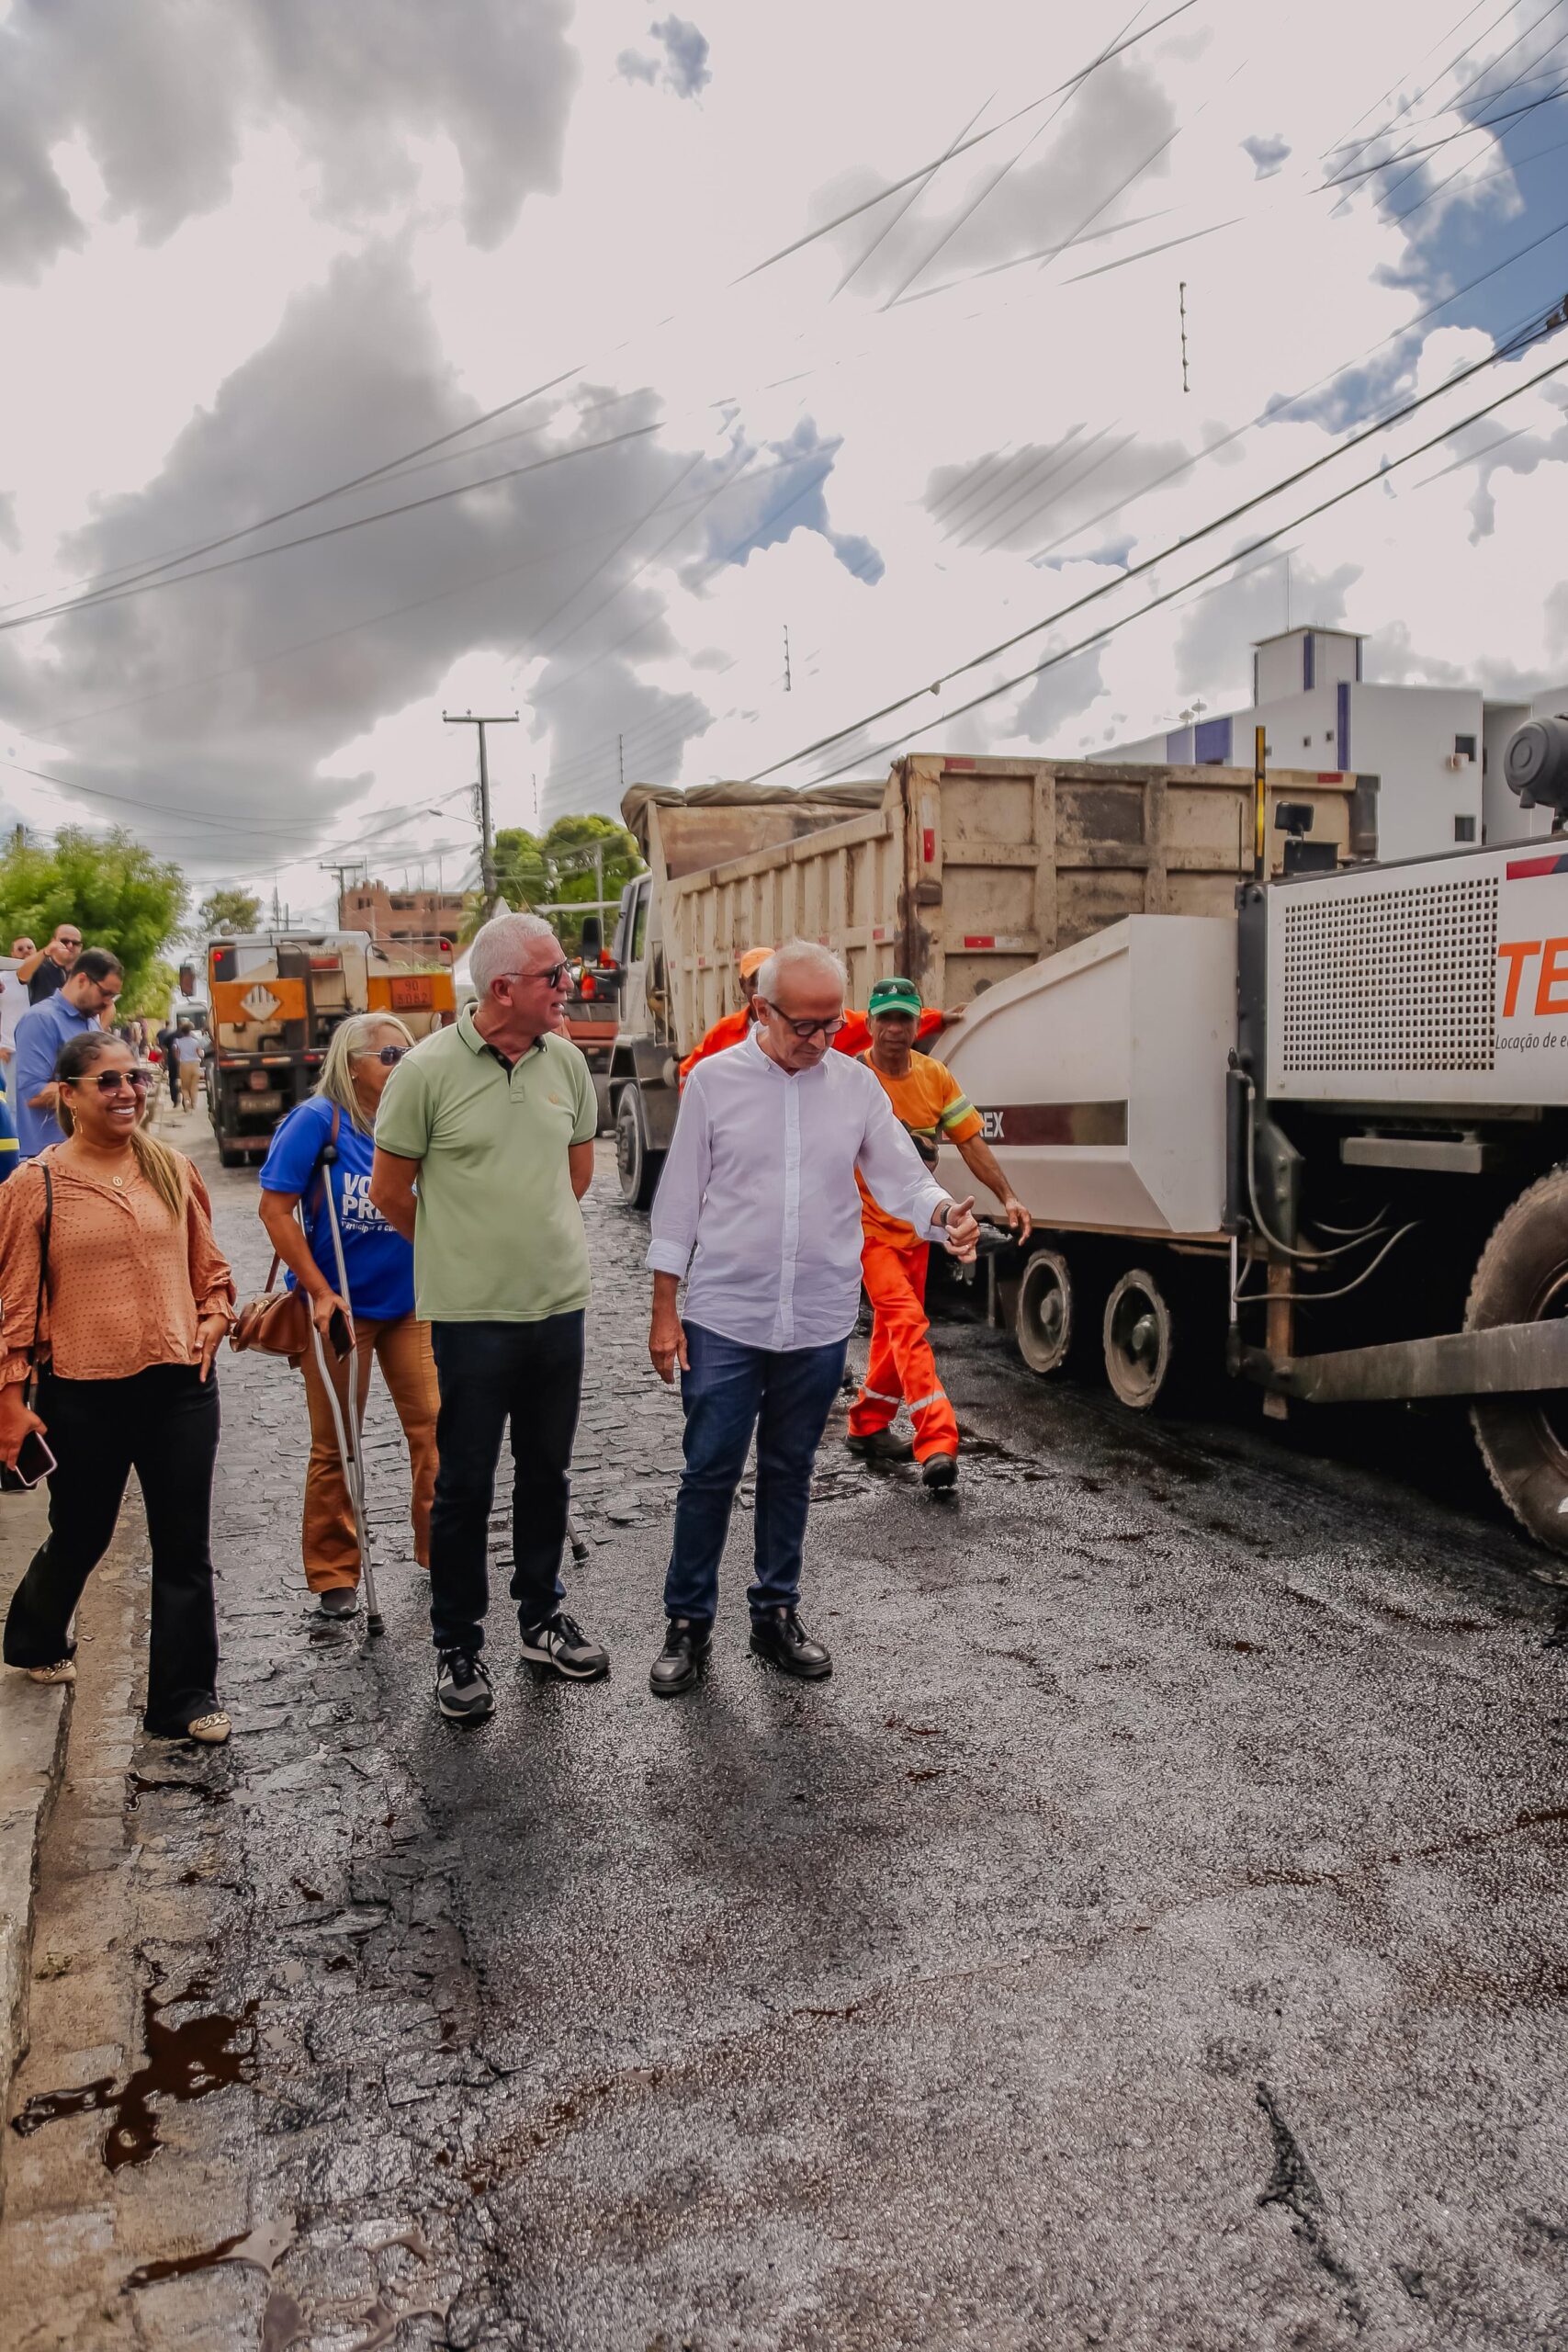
[
  {"xmin": 920, "ymin": 1452, "xmax": 958, "ymax": 1491},
  {"xmin": 749, "ymin": 1607, "xmax": 832, "ymax": 1680},
  {"xmin": 649, "ymin": 1617, "xmax": 711, "ymax": 1698},
  {"xmin": 846, "ymin": 1429, "xmax": 914, "ymax": 1463}
]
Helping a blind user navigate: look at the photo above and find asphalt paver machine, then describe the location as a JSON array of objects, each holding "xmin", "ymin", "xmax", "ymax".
[{"xmin": 936, "ymin": 717, "xmax": 1568, "ymax": 1556}]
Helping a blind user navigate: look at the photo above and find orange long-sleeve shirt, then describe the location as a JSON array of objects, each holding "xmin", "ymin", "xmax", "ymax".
[{"xmin": 0, "ymin": 1150, "xmax": 235, "ymax": 1385}]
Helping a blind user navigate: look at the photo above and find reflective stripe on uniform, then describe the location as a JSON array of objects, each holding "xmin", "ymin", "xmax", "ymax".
[
  {"xmin": 908, "ymin": 1388, "xmax": 946, "ymax": 1415},
  {"xmin": 862, "ymin": 1386, "xmax": 903, "ymax": 1405}
]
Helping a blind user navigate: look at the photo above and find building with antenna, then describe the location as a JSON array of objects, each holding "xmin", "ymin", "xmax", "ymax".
[{"xmin": 1094, "ymin": 626, "xmax": 1568, "ymax": 863}]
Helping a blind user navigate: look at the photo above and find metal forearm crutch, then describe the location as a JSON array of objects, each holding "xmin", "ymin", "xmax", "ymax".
[{"xmin": 306, "ymin": 1154, "xmax": 385, "ymax": 1638}]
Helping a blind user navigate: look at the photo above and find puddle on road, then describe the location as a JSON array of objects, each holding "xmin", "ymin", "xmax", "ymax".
[
  {"xmin": 11, "ymin": 1973, "xmax": 257, "ymax": 2169},
  {"xmin": 127, "ymin": 1772, "xmax": 230, "ymax": 1809}
]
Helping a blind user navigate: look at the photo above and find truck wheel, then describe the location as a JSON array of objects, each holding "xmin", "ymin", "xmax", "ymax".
[
  {"xmin": 1015, "ymin": 1249, "xmax": 1078, "ymax": 1377},
  {"xmin": 1467, "ymin": 1168, "xmax": 1568, "ymax": 1556},
  {"xmin": 1102, "ymin": 1267, "xmax": 1177, "ymax": 1411},
  {"xmin": 615, "ymin": 1086, "xmax": 662, "ymax": 1210},
  {"xmin": 217, "ymin": 1139, "xmax": 245, "ymax": 1170}
]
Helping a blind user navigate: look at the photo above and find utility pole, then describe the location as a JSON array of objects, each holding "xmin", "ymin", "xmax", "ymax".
[
  {"xmin": 617, "ymin": 733, "xmax": 625, "ymax": 794},
  {"xmin": 444, "ymin": 710, "xmax": 518, "ymax": 922},
  {"xmin": 784, "ymin": 624, "xmax": 792, "ymax": 692},
  {"xmin": 1178, "ymin": 281, "xmax": 1190, "ymax": 393}
]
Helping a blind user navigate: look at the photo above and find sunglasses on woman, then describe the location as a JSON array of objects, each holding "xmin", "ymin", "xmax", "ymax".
[
  {"xmin": 69, "ymin": 1068, "xmax": 152, "ymax": 1094},
  {"xmin": 354, "ymin": 1045, "xmax": 407, "ymax": 1066}
]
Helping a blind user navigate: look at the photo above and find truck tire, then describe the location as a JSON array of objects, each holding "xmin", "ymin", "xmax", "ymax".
[
  {"xmin": 1015, "ymin": 1248, "xmax": 1078, "ymax": 1377},
  {"xmin": 1467, "ymin": 1167, "xmax": 1568, "ymax": 1556},
  {"xmin": 615, "ymin": 1085, "xmax": 663, "ymax": 1210},
  {"xmin": 1102, "ymin": 1266, "xmax": 1177, "ymax": 1411}
]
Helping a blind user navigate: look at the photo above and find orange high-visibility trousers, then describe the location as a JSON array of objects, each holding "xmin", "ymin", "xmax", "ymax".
[{"xmin": 848, "ymin": 1238, "xmax": 960, "ymax": 1463}]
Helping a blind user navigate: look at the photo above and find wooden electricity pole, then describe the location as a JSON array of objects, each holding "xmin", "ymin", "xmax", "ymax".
[{"xmin": 444, "ymin": 710, "xmax": 518, "ymax": 920}]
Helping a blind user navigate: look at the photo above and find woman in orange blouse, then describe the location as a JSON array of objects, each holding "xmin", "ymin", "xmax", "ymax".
[{"xmin": 0, "ymin": 1030, "xmax": 235, "ymax": 1743}]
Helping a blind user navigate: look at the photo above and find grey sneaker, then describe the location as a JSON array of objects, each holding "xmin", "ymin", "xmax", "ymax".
[
  {"xmin": 519, "ymin": 1610, "xmax": 610, "ymax": 1682},
  {"xmin": 435, "ymin": 1648, "xmax": 495, "ymax": 1723}
]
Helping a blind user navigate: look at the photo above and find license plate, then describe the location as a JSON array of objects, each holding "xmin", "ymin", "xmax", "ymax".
[{"xmin": 242, "ymin": 1092, "xmax": 284, "ymax": 1116}]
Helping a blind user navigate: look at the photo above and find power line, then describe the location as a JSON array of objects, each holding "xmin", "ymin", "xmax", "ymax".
[
  {"xmin": 733, "ymin": 2, "xmax": 1197, "ymax": 283},
  {"xmin": 786, "ymin": 351, "xmax": 1567, "ymax": 791},
  {"xmin": 0, "ymin": 421, "xmax": 666, "ymax": 638},
  {"xmin": 746, "ymin": 296, "xmax": 1568, "ymax": 786},
  {"xmin": 1019, "ymin": 206, "xmax": 1568, "ymax": 571}
]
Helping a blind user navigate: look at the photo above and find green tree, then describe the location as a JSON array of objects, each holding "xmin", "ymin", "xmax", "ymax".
[
  {"xmin": 120, "ymin": 956, "xmax": 179, "ymax": 1024},
  {"xmin": 465, "ymin": 817, "xmax": 644, "ymax": 946},
  {"xmin": 195, "ymin": 886, "xmax": 262, "ymax": 936},
  {"xmin": 0, "ymin": 827, "xmax": 186, "ymax": 1008}
]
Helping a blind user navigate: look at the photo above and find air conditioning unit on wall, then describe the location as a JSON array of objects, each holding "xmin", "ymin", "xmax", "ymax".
[{"xmin": 1446, "ymin": 752, "xmax": 1472, "ymax": 770}]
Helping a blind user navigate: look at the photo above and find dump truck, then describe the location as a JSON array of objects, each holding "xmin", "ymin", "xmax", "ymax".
[
  {"xmin": 927, "ymin": 714, "xmax": 1568, "ymax": 1556},
  {"xmin": 205, "ymin": 929, "xmax": 456, "ymax": 1165},
  {"xmin": 603, "ymin": 754, "xmax": 1378, "ymax": 1204}
]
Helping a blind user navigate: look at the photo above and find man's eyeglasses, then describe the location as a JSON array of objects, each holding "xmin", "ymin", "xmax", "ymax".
[
  {"xmin": 70, "ymin": 1069, "xmax": 152, "ymax": 1095},
  {"xmin": 355, "ymin": 1044, "xmax": 407, "ymax": 1066},
  {"xmin": 768, "ymin": 1010, "xmax": 846, "ymax": 1042},
  {"xmin": 506, "ymin": 962, "xmax": 571, "ymax": 990}
]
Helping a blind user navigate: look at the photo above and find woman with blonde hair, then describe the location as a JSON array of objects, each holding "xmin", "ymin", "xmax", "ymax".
[
  {"xmin": 0, "ymin": 1028, "xmax": 234, "ymax": 1742},
  {"xmin": 258, "ymin": 1012, "xmax": 436, "ymax": 1618}
]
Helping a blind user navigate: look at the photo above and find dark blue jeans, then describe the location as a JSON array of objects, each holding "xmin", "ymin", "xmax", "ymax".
[
  {"xmin": 663, "ymin": 1322, "xmax": 849, "ymax": 1625},
  {"xmin": 428, "ymin": 1313, "xmax": 584, "ymax": 1654}
]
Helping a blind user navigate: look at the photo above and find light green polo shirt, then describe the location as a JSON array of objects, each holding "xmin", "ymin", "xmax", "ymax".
[{"xmin": 374, "ymin": 1008, "xmax": 598, "ymax": 1322}]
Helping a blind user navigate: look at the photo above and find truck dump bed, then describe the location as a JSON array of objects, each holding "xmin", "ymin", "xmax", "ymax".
[{"xmin": 625, "ymin": 756, "xmax": 1371, "ymax": 1051}]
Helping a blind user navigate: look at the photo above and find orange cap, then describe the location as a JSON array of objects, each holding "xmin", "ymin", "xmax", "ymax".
[{"xmin": 738, "ymin": 947, "xmax": 773, "ymax": 980}]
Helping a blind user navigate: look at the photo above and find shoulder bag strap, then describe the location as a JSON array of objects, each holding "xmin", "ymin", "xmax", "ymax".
[{"xmin": 27, "ymin": 1164, "xmax": 52, "ymax": 1401}]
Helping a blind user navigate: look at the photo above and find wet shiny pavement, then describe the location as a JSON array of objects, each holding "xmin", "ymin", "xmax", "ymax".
[{"xmin": 6, "ymin": 1133, "xmax": 1568, "ymax": 2348}]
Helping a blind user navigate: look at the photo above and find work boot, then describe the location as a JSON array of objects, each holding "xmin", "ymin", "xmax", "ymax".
[
  {"xmin": 920, "ymin": 1453, "xmax": 958, "ymax": 1492},
  {"xmin": 318, "ymin": 1586, "xmax": 359, "ymax": 1619},
  {"xmin": 845, "ymin": 1429, "xmax": 914, "ymax": 1463},
  {"xmin": 649, "ymin": 1617, "xmax": 712, "ymax": 1699},
  {"xmin": 435, "ymin": 1648, "xmax": 495, "ymax": 1724},
  {"xmin": 519, "ymin": 1609, "xmax": 610, "ymax": 1682},
  {"xmin": 749, "ymin": 1607, "xmax": 832, "ymax": 1680}
]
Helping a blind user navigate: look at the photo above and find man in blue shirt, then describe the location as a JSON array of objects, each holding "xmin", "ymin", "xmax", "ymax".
[{"xmin": 13, "ymin": 949, "xmax": 124, "ymax": 1157}]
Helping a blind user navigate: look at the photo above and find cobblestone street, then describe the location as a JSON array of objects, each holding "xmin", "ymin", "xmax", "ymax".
[{"xmin": 5, "ymin": 1119, "xmax": 1568, "ymax": 2349}]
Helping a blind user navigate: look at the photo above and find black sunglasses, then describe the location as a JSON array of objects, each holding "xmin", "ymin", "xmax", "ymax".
[
  {"xmin": 355, "ymin": 1044, "xmax": 408, "ymax": 1066},
  {"xmin": 69, "ymin": 1068, "xmax": 152, "ymax": 1094}
]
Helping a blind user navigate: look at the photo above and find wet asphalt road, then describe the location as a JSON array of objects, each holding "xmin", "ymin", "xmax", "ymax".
[{"xmin": 12, "ymin": 1127, "xmax": 1568, "ymax": 2350}]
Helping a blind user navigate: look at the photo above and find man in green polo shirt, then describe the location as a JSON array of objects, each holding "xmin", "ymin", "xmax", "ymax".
[{"xmin": 371, "ymin": 910, "xmax": 607, "ymax": 1723}]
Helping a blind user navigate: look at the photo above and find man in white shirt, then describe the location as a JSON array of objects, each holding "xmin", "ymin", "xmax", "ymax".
[{"xmin": 645, "ymin": 939, "xmax": 979, "ymax": 1696}]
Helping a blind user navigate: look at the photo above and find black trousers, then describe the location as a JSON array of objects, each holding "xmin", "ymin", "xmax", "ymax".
[
  {"xmin": 427, "ymin": 1313, "xmax": 585, "ymax": 1654},
  {"xmin": 2, "ymin": 1364, "xmax": 220, "ymax": 1735}
]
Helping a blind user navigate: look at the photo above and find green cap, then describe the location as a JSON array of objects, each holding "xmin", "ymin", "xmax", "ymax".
[{"xmin": 867, "ymin": 976, "xmax": 923, "ymax": 1018}]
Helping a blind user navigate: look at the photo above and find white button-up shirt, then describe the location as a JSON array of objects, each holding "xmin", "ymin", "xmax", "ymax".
[{"xmin": 646, "ymin": 1030, "xmax": 951, "ymax": 1351}]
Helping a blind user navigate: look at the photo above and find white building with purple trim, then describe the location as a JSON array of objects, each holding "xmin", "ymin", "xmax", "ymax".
[{"xmin": 1094, "ymin": 626, "xmax": 1568, "ymax": 865}]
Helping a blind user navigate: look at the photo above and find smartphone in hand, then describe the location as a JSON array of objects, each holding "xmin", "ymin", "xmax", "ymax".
[{"xmin": 0, "ymin": 1428, "xmax": 57, "ymax": 1492}]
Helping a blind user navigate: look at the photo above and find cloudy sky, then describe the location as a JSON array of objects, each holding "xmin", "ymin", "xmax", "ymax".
[{"xmin": 0, "ymin": 0, "xmax": 1565, "ymax": 921}]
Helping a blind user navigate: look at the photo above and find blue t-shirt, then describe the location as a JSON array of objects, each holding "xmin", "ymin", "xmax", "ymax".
[{"xmin": 257, "ymin": 1095, "xmax": 413, "ymax": 1322}]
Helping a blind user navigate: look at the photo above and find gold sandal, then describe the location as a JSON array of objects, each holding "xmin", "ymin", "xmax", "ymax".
[
  {"xmin": 24, "ymin": 1659, "xmax": 75, "ymax": 1687},
  {"xmin": 186, "ymin": 1711, "xmax": 231, "ymax": 1745}
]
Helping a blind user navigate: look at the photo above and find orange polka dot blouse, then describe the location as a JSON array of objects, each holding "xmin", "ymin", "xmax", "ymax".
[{"xmin": 0, "ymin": 1150, "xmax": 235, "ymax": 1385}]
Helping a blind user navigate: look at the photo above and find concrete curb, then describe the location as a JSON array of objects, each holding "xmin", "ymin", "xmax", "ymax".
[{"xmin": 0, "ymin": 1485, "xmax": 67, "ymax": 2221}]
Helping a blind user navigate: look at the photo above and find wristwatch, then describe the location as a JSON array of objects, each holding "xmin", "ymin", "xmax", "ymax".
[{"xmin": 932, "ymin": 1200, "xmax": 952, "ymax": 1228}]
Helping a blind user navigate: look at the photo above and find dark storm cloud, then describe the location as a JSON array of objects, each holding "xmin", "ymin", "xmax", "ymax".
[
  {"xmin": 817, "ymin": 50, "xmax": 1175, "ymax": 307},
  {"xmin": 0, "ymin": 247, "xmax": 721, "ymax": 863},
  {"xmin": 617, "ymin": 17, "xmax": 712, "ymax": 100},
  {"xmin": 0, "ymin": 0, "xmax": 578, "ymax": 278}
]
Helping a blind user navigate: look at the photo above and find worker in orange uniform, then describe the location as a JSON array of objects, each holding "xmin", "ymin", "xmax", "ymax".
[
  {"xmin": 682, "ymin": 947, "xmax": 947, "ymax": 1086},
  {"xmin": 847, "ymin": 976, "xmax": 1032, "ymax": 1490},
  {"xmin": 679, "ymin": 947, "xmax": 773, "ymax": 1083}
]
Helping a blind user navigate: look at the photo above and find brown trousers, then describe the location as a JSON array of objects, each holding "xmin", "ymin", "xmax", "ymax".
[{"xmin": 299, "ymin": 1312, "xmax": 438, "ymax": 1592}]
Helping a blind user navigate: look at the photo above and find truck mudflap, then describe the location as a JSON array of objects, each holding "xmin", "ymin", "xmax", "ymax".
[{"xmin": 1240, "ymin": 1317, "xmax": 1568, "ymax": 1406}]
